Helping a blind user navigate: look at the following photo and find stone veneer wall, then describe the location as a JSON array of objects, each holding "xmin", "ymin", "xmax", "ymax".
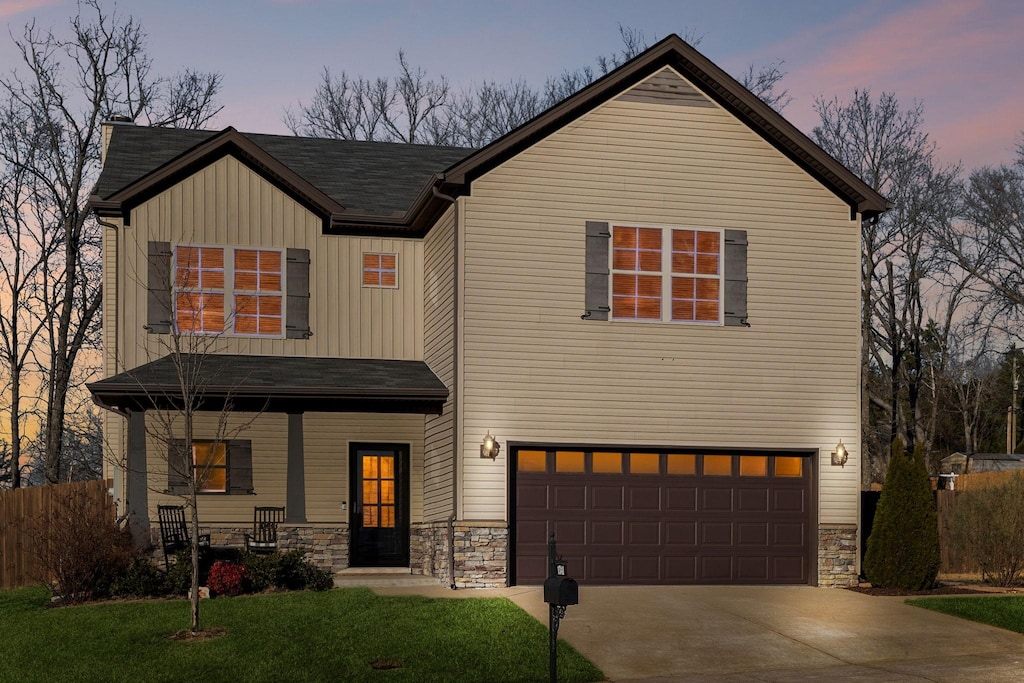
[
  {"xmin": 410, "ymin": 521, "xmax": 508, "ymax": 588},
  {"xmin": 452, "ymin": 522, "xmax": 507, "ymax": 588},
  {"xmin": 817, "ymin": 524, "xmax": 858, "ymax": 587},
  {"xmin": 151, "ymin": 524, "xmax": 349, "ymax": 574},
  {"xmin": 410, "ymin": 521, "xmax": 451, "ymax": 584}
]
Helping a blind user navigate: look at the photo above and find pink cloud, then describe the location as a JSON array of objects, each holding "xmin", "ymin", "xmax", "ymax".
[
  {"xmin": 0, "ymin": 0, "xmax": 59, "ymax": 21},
  {"xmin": 762, "ymin": 0, "xmax": 1024, "ymax": 168}
]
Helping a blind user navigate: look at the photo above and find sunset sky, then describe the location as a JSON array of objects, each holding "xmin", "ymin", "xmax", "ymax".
[{"xmin": 1, "ymin": 0, "xmax": 1022, "ymax": 168}]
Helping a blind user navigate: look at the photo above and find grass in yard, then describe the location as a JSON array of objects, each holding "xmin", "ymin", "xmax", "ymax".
[
  {"xmin": 0, "ymin": 587, "xmax": 603, "ymax": 683},
  {"xmin": 908, "ymin": 595, "xmax": 1024, "ymax": 634}
]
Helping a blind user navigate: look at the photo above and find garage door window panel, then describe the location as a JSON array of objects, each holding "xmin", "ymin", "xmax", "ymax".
[
  {"xmin": 592, "ymin": 451, "xmax": 623, "ymax": 473},
  {"xmin": 518, "ymin": 450, "xmax": 548, "ymax": 472},
  {"xmin": 703, "ymin": 455, "xmax": 733, "ymax": 476},
  {"xmin": 555, "ymin": 451, "xmax": 585, "ymax": 472},
  {"xmin": 740, "ymin": 456, "xmax": 768, "ymax": 477},
  {"xmin": 629, "ymin": 452, "xmax": 661, "ymax": 474},
  {"xmin": 667, "ymin": 454, "xmax": 697, "ymax": 475},
  {"xmin": 774, "ymin": 457, "xmax": 804, "ymax": 477}
]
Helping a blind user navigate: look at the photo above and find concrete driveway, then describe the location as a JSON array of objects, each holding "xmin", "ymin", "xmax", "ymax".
[{"xmin": 505, "ymin": 585, "xmax": 1024, "ymax": 682}]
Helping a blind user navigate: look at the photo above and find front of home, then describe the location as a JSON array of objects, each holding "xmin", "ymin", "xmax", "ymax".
[{"xmin": 89, "ymin": 35, "xmax": 887, "ymax": 588}]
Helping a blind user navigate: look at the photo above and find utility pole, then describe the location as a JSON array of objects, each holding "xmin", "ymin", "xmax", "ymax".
[{"xmin": 1014, "ymin": 356, "xmax": 1019, "ymax": 453}]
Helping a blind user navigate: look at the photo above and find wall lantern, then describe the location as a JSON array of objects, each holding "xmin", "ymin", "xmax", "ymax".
[
  {"xmin": 480, "ymin": 432, "xmax": 501, "ymax": 459},
  {"xmin": 831, "ymin": 440, "xmax": 849, "ymax": 467}
]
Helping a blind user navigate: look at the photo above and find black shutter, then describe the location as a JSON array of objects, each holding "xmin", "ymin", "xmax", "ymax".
[
  {"xmin": 285, "ymin": 248, "xmax": 311, "ymax": 339},
  {"xmin": 584, "ymin": 221, "xmax": 610, "ymax": 320},
  {"xmin": 147, "ymin": 241, "xmax": 173, "ymax": 334},
  {"xmin": 228, "ymin": 440, "xmax": 253, "ymax": 494},
  {"xmin": 167, "ymin": 439, "xmax": 188, "ymax": 494},
  {"xmin": 724, "ymin": 229, "xmax": 749, "ymax": 327}
]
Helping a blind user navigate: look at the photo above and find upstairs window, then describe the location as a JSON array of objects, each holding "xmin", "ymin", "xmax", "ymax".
[
  {"xmin": 173, "ymin": 245, "xmax": 284, "ymax": 337},
  {"xmin": 175, "ymin": 246, "xmax": 225, "ymax": 333},
  {"xmin": 363, "ymin": 253, "xmax": 398, "ymax": 288},
  {"xmin": 611, "ymin": 225, "xmax": 722, "ymax": 323},
  {"xmin": 233, "ymin": 249, "xmax": 283, "ymax": 336}
]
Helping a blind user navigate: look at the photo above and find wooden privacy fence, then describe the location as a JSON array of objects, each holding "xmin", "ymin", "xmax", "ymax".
[
  {"xmin": 936, "ymin": 471, "xmax": 1022, "ymax": 575},
  {"xmin": 935, "ymin": 490, "xmax": 977, "ymax": 574},
  {"xmin": 0, "ymin": 480, "xmax": 115, "ymax": 590}
]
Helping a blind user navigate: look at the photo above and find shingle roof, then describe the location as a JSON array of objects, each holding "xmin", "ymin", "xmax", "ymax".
[
  {"xmin": 95, "ymin": 125, "xmax": 472, "ymax": 217},
  {"xmin": 88, "ymin": 354, "xmax": 448, "ymax": 414}
]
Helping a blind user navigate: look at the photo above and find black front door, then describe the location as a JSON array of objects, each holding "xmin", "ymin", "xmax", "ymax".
[{"xmin": 350, "ymin": 443, "xmax": 409, "ymax": 567}]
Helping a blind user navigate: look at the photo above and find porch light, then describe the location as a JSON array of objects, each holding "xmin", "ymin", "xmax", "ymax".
[
  {"xmin": 831, "ymin": 440, "xmax": 848, "ymax": 467},
  {"xmin": 480, "ymin": 432, "xmax": 501, "ymax": 459}
]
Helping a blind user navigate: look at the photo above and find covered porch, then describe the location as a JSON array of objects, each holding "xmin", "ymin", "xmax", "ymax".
[{"xmin": 88, "ymin": 353, "xmax": 447, "ymax": 574}]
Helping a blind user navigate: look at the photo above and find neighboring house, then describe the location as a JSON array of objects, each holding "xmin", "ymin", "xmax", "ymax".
[
  {"xmin": 941, "ymin": 452, "xmax": 1024, "ymax": 475},
  {"xmin": 88, "ymin": 35, "xmax": 888, "ymax": 588}
]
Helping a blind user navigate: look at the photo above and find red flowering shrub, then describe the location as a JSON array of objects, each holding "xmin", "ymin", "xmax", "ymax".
[{"xmin": 207, "ymin": 561, "xmax": 247, "ymax": 597}]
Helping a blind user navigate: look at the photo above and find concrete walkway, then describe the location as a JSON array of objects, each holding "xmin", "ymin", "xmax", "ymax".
[{"xmin": 376, "ymin": 583, "xmax": 1024, "ymax": 682}]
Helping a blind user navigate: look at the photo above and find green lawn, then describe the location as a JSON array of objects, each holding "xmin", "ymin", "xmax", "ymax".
[
  {"xmin": 0, "ymin": 587, "xmax": 603, "ymax": 683},
  {"xmin": 908, "ymin": 595, "xmax": 1024, "ymax": 634}
]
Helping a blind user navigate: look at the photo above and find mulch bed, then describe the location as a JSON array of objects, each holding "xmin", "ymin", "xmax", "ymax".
[{"xmin": 847, "ymin": 582, "xmax": 1023, "ymax": 597}]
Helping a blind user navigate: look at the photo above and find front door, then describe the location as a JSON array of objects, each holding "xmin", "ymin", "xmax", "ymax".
[{"xmin": 350, "ymin": 443, "xmax": 409, "ymax": 567}]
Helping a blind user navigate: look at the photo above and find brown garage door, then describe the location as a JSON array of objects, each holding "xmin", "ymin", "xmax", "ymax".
[{"xmin": 512, "ymin": 447, "xmax": 813, "ymax": 585}]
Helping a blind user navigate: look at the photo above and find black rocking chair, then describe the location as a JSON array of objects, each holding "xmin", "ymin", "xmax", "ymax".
[
  {"xmin": 245, "ymin": 506, "xmax": 285, "ymax": 554},
  {"xmin": 157, "ymin": 505, "xmax": 211, "ymax": 569}
]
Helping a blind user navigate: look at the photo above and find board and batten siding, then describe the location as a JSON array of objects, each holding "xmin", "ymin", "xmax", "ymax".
[
  {"xmin": 458, "ymin": 67, "xmax": 861, "ymax": 525},
  {"xmin": 117, "ymin": 154, "xmax": 424, "ymax": 372},
  {"xmin": 145, "ymin": 411, "xmax": 425, "ymax": 524},
  {"xmin": 422, "ymin": 206, "xmax": 456, "ymax": 522}
]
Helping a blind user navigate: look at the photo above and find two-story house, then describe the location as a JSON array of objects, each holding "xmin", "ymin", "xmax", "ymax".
[{"xmin": 88, "ymin": 35, "xmax": 888, "ymax": 588}]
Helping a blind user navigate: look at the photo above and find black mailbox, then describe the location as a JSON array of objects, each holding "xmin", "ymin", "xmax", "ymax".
[{"xmin": 544, "ymin": 575, "xmax": 579, "ymax": 606}]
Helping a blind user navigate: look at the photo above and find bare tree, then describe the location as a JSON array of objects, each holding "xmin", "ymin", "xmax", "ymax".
[
  {"xmin": 739, "ymin": 59, "xmax": 791, "ymax": 112},
  {"xmin": 938, "ymin": 153, "xmax": 1024, "ymax": 337},
  {"xmin": 0, "ymin": 97, "xmax": 57, "ymax": 488},
  {"xmin": 286, "ymin": 26, "xmax": 791, "ymax": 146},
  {"xmin": 0, "ymin": 0, "xmax": 222, "ymax": 485},
  {"xmin": 813, "ymin": 90, "xmax": 964, "ymax": 481}
]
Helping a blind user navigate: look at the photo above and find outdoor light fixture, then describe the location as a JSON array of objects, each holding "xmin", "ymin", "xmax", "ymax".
[
  {"xmin": 831, "ymin": 440, "xmax": 849, "ymax": 467},
  {"xmin": 480, "ymin": 432, "xmax": 501, "ymax": 459}
]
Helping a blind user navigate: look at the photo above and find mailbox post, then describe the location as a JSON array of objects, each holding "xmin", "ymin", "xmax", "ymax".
[{"xmin": 543, "ymin": 534, "xmax": 578, "ymax": 683}]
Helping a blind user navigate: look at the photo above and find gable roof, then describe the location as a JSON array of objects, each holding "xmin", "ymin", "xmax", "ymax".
[
  {"xmin": 90, "ymin": 34, "xmax": 888, "ymax": 235},
  {"xmin": 442, "ymin": 34, "xmax": 890, "ymax": 219},
  {"xmin": 92, "ymin": 125, "xmax": 472, "ymax": 234}
]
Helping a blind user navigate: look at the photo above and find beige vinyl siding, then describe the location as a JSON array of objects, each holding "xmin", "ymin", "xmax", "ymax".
[
  {"xmin": 118, "ymin": 155, "xmax": 424, "ymax": 371},
  {"xmin": 459, "ymin": 68, "xmax": 861, "ymax": 525},
  {"xmin": 101, "ymin": 221, "xmax": 124, "ymax": 498},
  {"xmin": 422, "ymin": 206, "xmax": 455, "ymax": 521},
  {"xmin": 146, "ymin": 411, "xmax": 424, "ymax": 524}
]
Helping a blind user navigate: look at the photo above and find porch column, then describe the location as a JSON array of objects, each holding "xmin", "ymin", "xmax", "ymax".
[
  {"xmin": 286, "ymin": 412, "xmax": 306, "ymax": 522},
  {"xmin": 126, "ymin": 410, "xmax": 150, "ymax": 543}
]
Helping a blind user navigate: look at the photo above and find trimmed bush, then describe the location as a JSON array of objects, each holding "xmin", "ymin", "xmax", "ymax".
[
  {"xmin": 239, "ymin": 550, "xmax": 333, "ymax": 593},
  {"xmin": 950, "ymin": 473, "xmax": 1024, "ymax": 586},
  {"xmin": 163, "ymin": 550, "xmax": 193, "ymax": 596},
  {"xmin": 304, "ymin": 563, "xmax": 335, "ymax": 591},
  {"xmin": 112, "ymin": 559, "xmax": 168, "ymax": 598},
  {"xmin": 243, "ymin": 552, "xmax": 278, "ymax": 593},
  {"xmin": 863, "ymin": 440, "xmax": 940, "ymax": 590}
]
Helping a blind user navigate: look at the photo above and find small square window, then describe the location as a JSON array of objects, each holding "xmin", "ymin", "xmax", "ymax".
[
  {"xmin": 739, "ymin": 456, "xmax": 768, "ymax": 477},
  {"xmin": 363, "ymin": 253, "xmax": 398, "ymax": 288}
]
